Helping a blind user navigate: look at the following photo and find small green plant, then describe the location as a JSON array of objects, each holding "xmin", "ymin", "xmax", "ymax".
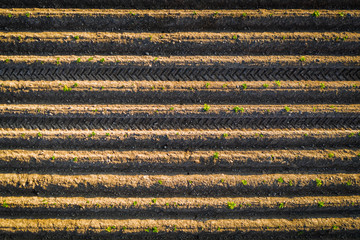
[
  {"xmin": 2, "ymin": 200, "xmax": 9, "ymax": 208},
  {"xmin": 63, "ymin": 85, "xmax": 71, "ymax": 92},
  {"xmin": 282, "ymin": 36, "xmax": 286, "ymax": 40},
  {"xmin": 73, "ymin": 83, "xmax": 78, "ymax": 87},
  {"xmin": 213, "ymin": 11, "xmax": 219, "ymax": 17},
  {"xmin": 288, "ymin": 180, "xmax": 293, "ymax": 186},
  {"xmin": 222, "ymin": 84, "xmax": 227, "ymax": 88},
  {"xmin": 153, "ymin": 57, "xmax": 158, "ymax": 61},
  {"xmin": 26, "ymin": 12, "xmax": 30, "ymax": 17},
  {"xmin": 87, "ymin": 57, "xmax": 93, "ymax": 62},
  {"xmin": 193, "ymin": 11, "xmax": 197, "ymax": 15},
  {"xmin": 158, "ymin": 180, "xmax": 163, "ymax": 185},
  {"xmin": 242, "ymin": 13, "xmax": 247, "ymax": 17},
  {"xmin": 205, "ymin": 82, "xmax": 210, "ymax": 88},
  {"xmin": 339, "ymin": 12, "xmax": 345, "ymax": 17},
  {"xmin": 76, "ymin": 58, "xmax": 81, "ymax": 63},
  {"xmin": 263, "ymin": 83, "xmax": 269, "ymax": 88},
  {"xmin": 17, "ymin": 36, "xmax": 21, "ymax": 41},
  {"xmin": 188, "ymin": 180, "xmax": 193, "ymax": 184},
  {"xmin": 300, "ymin": 56, "xmax": 306, "ymax": 62},
  {"xmin": 315, "ymin": 178, "xmax": 322, "ymax": 187},
  {"xmin": 332, "ymin": 225, "xmax": 339, "ymax": 230},
  {"xmin": 278, "ymin": 202, "xmax": 285, "ymax": 209},
  {"xmin": 233, "ymin": 106, "xmax": 244, "ymax": 113},
  {"xmin": 88, "ymin": 131, "xmax": 96, "ymax": 137},
  {"xmin": 74, "ymin": 36, "xmax": 79, "ymax": 40},
  {"xmin": 152, "ymin": 227, "xmax": 159, "ymax": 233},
  {"xmin": 133, "ymin": 201, "xmax": 137, "ymax": 206},
  {"xmin": 318, "ymin": 201, "xmax": 324, "ymax": 207},
  {"xmin": 242, "ymin": 83, "xmax": 247, "ymax": 90},
  {"xmin": 227, "ymin": 202, "xmax": 236, "ymax": 210},
  {"xmin": 275, "ymin": 81, "xmax": 281, "ymax": 87},
  {"xmin": 51, "ymin": 156, "xmax": 55, "ymax": 160},
  {"xmin": 242, "ymin": 180, "xmax": 248, "ymax": 185},
  {"xmin": 328, "ymin": 152, "xmax": 335, "ymax": 158},
  {"xmin": 312, "ymin": 11, "xmax": 320, "ymax": 17},
  {"xmin": 170, "ymin": 107, "xmax": 174, "ymax": 111},
  {"xmin": 277, "ymin": 177, "xmax": 284, "ymax": 184},
  {"xmin": 232, "ymin": 35, "xmax": 238, "ymax": 40},
  {"xmin": 73, "ymin": 157, "xmax": 78, "ymax": 162},
  {"xmin": 37, "ymin": 132, "xmax": 42, "ymax": 137},
  {"xmin": 220, "ymin": 179, "xmax": 225, "ymax": 183},
  {"xmin": 56, "ymin": 57, "xmax": 60, "ymax": 65},
  {"xmin": 320, "ymin": 83, "xmax": 326, "ymax": 89},
  {"xmin": 173, "ymin": 225, "xmax": 177, "ymax": 231},
  {"xmin": 8, "ymin": 13, "xmax": 12, "ymax": 18},
  {"xmin": 106, "ymin": 226, "xmax": 116, "ymax": 232},
  {"xmin": 203, "ymin": 104, "xmax": 210, "ymax": 111},
  {"xmin": 106, "ymin": 133, "xmax": 110, "ymax": 136},
  {"xmin": 346, "ymin": 180, "xmax": 352, "ymax": 186},
  {"xmin": 348, "ymin": 133, "xmax": 355, "ymax": 137},
  {"xmin": 152, "ymin": 198, "xmax": 157, "ymax": 204},
  {"xmin": 5, "ymin": 59, "xmax": 10, "ymax": 63},
  {"xmin": 213, "ymin": 152, "xmax": 219, "ymax": 160},
  {"xmin": 223, "ymin": 133, "xmax": 228, "ymax": 138},
  {"xmin": 284, "ymin": 106, "xmax": 290, "ymax": 112},
  {"xmin": 100, "ymin": 58, "xmax": 105, "ymax": 63},
  {"xmin": 129, "ymin": 11, "xmax": 135, "ymax": 16}
]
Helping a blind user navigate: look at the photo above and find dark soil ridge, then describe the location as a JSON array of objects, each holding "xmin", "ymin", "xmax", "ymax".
[
  {"xmin": 1, "ymin": 0, "xmax": 359, "ymax": 9},
  {"xmin": 2, "ymin": 230, "xmax": 360, "ymax": 240},
  {"xmin": 1, "ymin": 64, "xmax": 358, "ymax": 81},
  {"xmin": 0, "ymin": 113, "xmax": 358, "ymax": 130},
  {"xmin": 1, "ymin": 207, "xmax": 359, "ymax": 219},
  {"xmin": 3, "ymin": 89, "xmax": 359, "ymax": 104},
  {"xmin": 1, "ymin": 14, "xmax": 359, "ymax": 32},
  {"xmin": 1, "ymin": 38, "xmax": 358, "ymax": 55},
  {"xmin": 1, "ymin": 133, "xmax": 359, "ymax": 150}
]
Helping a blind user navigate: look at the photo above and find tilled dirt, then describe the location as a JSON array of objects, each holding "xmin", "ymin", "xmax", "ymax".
[{"xmin": 0, "ymin": 2, "xmax": 359, "ymax": 240}]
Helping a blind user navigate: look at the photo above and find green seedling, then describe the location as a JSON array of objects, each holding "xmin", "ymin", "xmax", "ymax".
[
  {"xmin": 173, "ymin": 225, "xmax": 177, "ymax": 231},
  {"xmin": 74, "ymin": 36, "xmax": 79, "ymax": 40},
  {"xmin": 242, "ymin": 13, "xmax": 247, "ymax": 17},
  {"xmin": 106, "ymin": 133, "xmax": 110, "ymax": 136},
  {"xmin": 213, "ymin": 152, "xmax": 219, "ymax": 160},
  {"xmin": 284, "ymin": 106, "xmax": 290, "ymax": 112},
  {"xmin": 2, "ymin": 200, "xmax": 9, "ymax": 208},
  {"xmin": 188, "ymin": 180, "xmax": 193, "ymax": 184},
  {"xmin": 242, "ymin": 180, "xmax": 248, "ymax": 185},
  {"xmin": 277, "ymin": 177, "xmax": 284, "ymax": 184},
  {"xmin": 100, "ymin": 58, "xmax": 105, "ymax": 63},
  {"xmin": 17, "ymin": 36, "xmax": 21, "ymax": 41},
  {"xmin": 25, "ymin": 12, "xmax": 30, "ymax": 17},
  {"xmin": 51, "ymin": 156, "xmax": 55, "ymax": 160},
  {"xmin": 63, "ymin": 85, "xmax": 71, "ymax": 92},
  {"xmin": 203, "ymin": 104, "xmax": 210, "ymax": 111},
  {"xmin": 346, "ymin": 180, "xmax": 352, "ymax": 186},
  {"xmin": 8, "ymin": 13, "xmax": 12, "ymax": 18},
  {"xmin": 288, "ymin": 180, "xmax": 293, "ymax": 186},
  {"xmin": 312, "ymin": 11, "xmax": 320, "ymax": 17},
  {"xmin": 5, "ymin": 59, "xmax": 10, "ymax": 63},
  {"xmin": 129, "ymin": 11, "xmax": 135, "ymax": 16},
  {"xmin": 205, "ymin": 82, "xmax": 210, "ymax": 88},
  {"xmin": 318, "ymin": 201, "xmax": 324, "ymax": 207},
  {"xmin": 105, "ymin": 226, "xmax": 116, "ymax": 233},
  {"xmin": 158, "ymin": 180, "xmax": 163, "ymax": 185},
  {"xmin": 220, "ymin": 179, "xmax": 225, "ymax": 183},
  {"xmin": 242, "ymin": 83, "xmax": 247, "ymax": 89},
  {"xmin": 56, "ymin": 57, "xmax": 60, "ymax": 65},
  {"xmin": 133, "ymin": 201, "xmax": 137, "ymax": 206},
  {"xmin": 232, "ymin": 35, "xmax": 238, "ymax": 40},
  {"xmin": 88, "ymin": 131, "xmax": 95, "ymax": 137},
  {"xmin": 233, "ymin": 106, "xmax": 244, "ymax": 113},
  {"xmin": 339, "ymin": 12, "xmax": 345, "ymax": 17},
  {"xmin": 348, "ymin": 133, "xmax": 355, "ymax": 137},
  {"xmin": 73, "ymin": 83, "xmax": 78, "ymax": 87},
  {"xmin": 152, "ymin": 198, "xmax": 157, "ymax": 204},
  {"xmin": 37, "ymin": 132, "xmax": 42, "ymax": 137},
  {"xmin": 282, "ymin": 36, "xmax": 286, "ymax": 40},
  {"xmin": 320, "ymin": 83, "xmax": 326, "ymax": 89},
  {"xmin": 223, "ymin": 133, "xmax": 228, "ymax": 138},
  {"xmin": 193, "ymin": 11, "xmax": 197, "ymax": 15},
  {"xmin": 152, "ymin": 227, "xmax": 159, "ymax": 233},
  {"xmin": 153, "ymin": 57, "xmax": 158, "ymax": 61},
  {"xmin": 328, "ymin": 153, "xmax": 335, "ymax": 158},
  {"xmin": 170, "ymin": 107, "xmax": 174, "ymax": 111},
  {"xmin": 263, "ymin": 83, "xmax": 269, "ymax": 88},
  {"xmin": 300, "ymin": 56, "xmax": 306, "ymax": 62},
  {"xmin": 87, "ymin": 57, "xmax": 93, "ymax": 62},
  {"xmin": 222, "ymin": 84, "xmax": 227, "ymax": 88},
  {"xmin": 315, "ymin": 178, "xmax": 322, "ymax": 187},
  {"xmin": 73, "ymin": 157, "xmax": 78, "ymax": 162},
  {"xmin": 332, "ymin": 225, "xmax": 339, "ymax": 230},
  {"xmin": 275, "ymin": 81, "xmax": 281, "ymax": 87},
  {"xmin": 278, "ymin": 203, "xmax": 285, "ymax": 209},
  {"xmin": 213, "ymin": 11, "xmax": 219, "ymax": 17},
  {"xmin": 76, "ymin": 58, "xmax": 81, "ymax": 63},
  {"xmin": 227, "ymin": 202, "xmax": 236, "ymax": 210}
]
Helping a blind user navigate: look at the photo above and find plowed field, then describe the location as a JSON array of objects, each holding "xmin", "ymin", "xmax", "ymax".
[{"xmin": 0, "ymin": 1, "xmax": 359, "ymax": 239}]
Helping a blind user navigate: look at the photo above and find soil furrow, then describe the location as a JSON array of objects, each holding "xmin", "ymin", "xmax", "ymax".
[
  {"xmin": 0, "ymin": 113, "xmax": 358, "ymax": 130},
  {"xmin": 0, "ymin": 129, "xmax": 359, "ymax": 150},
  {"xmin": 0, "ymin": 31, "xmax": 358, "ymax": 55},
  {"xmin": 1, "ymin": 149, "xmax": 359, "ymax": 174},
  {"xmin": 1, "ymin": 9, "xmax": 359, "ymax": 32},
  {"xmin": 0, "ymin": 173, "xmax": 358, "ymax": 197},
  {"xmin": 0, "ymin": 196, "xmax": 359, "ymax": 219},
  {"xmin": 1, "ymin": 0, "xmax": 359, "ymax": 9}
]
